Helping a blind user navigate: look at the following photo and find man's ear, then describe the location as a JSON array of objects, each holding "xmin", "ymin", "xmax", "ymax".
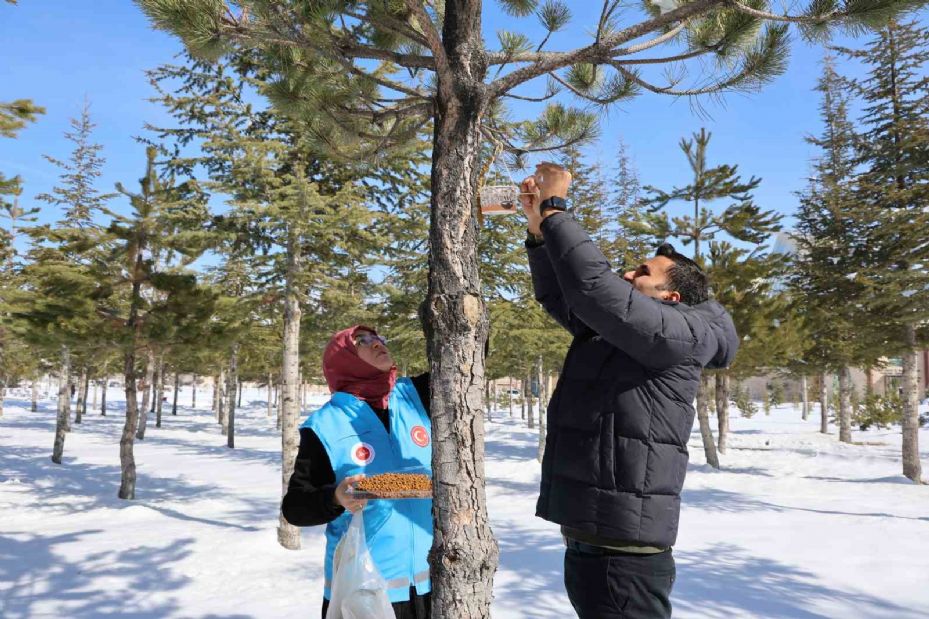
[{"xmin": 663, "ymin": 290, "xmax": 681, "ymax": 303}]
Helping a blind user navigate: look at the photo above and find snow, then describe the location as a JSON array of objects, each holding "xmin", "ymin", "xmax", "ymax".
[{"xmin": 1, "ymin": 390, "xmax": 928, "ymax": 618}]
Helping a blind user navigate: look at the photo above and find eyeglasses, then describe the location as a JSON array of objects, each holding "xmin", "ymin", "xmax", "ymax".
[{"xmin": 355, "ymin": 333, "xmax": 388, "ymax": 347}]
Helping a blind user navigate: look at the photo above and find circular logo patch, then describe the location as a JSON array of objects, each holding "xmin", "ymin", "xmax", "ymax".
[
  {"xmin": 351, "ymin": 442, "xmax": 375, "ymax": 466},
  {"xmin": 411, "ymin": 425, "xmax": 430, "ymax": 448}
]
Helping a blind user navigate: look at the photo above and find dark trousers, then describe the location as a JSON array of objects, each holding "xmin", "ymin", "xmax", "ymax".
[
  {"xmin": 564, "ymin": 540, "xmax": 675, "ymax": 618},
  {"xmin": 321, "ymin": 587, "xmax": 431, "ymax": 619}
]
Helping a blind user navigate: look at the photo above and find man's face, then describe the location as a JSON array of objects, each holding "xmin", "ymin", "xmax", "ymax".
[
  {"xmin": 623, "ymin": 256, "xmax": 681, "ymax": 302},
  {"xmin": 353, "ymin": 330, "xmax": 395, "ymax": 372}
]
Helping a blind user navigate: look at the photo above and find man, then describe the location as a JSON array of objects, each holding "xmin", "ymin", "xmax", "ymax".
[{"xmin": 520, "ymin": 164, "xmax": 738, "ymax": 618}]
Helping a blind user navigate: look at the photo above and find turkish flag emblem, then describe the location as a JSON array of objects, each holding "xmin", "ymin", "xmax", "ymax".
[
  {"xmin": 351, "ymin": 442, "xmax": 375, "ymax": 465},
  {"xmin": 411, "ymin": 425, "xmax": 430, "ymax": 447}
]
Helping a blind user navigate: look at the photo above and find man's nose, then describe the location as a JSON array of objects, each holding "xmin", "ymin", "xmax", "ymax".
[{"xmin": 623, "ymin": 271, "xmax": 635, "ymax": 283}]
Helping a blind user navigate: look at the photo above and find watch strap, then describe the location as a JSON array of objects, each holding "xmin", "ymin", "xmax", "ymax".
[{"xmin": 540, "ymin": 196, "xmax": 567, "ymax": 216}]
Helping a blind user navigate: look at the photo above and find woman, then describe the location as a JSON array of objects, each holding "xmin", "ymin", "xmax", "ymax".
[{"xmin": 282, "ymin": 325, "xmax": 432, "ymax": 619}]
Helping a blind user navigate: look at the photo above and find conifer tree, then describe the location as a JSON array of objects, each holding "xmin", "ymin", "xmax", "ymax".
[
  {"xmin": 836, "ymin": 20, "xmax": 929, "ymax": 481},
  {"xmin": 790, "ymin": 54, "xmax": 876, "ymax": 443},
  {"xmin": 638, "ymin": 128, "xmax": 782, "ymax": 463}
]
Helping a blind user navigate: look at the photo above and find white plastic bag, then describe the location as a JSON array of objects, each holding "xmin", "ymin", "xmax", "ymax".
[{"xmin": 326, "ymin": 510, "xmax": 395, "ymax": 619}]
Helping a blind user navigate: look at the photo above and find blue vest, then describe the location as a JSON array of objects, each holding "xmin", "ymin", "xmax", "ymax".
[{"xmin": 302, "ymin": 378, "xmax": 432, "ymax": 603}]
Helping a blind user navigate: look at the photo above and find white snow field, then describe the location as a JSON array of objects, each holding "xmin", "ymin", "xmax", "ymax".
[{"xmin": 1, "ymin": 388, "xmax": 927, "ymax": 619}]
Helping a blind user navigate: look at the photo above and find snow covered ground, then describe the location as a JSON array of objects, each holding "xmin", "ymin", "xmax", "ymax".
[{"xmin": 1, "ymin": 388, "xmax": 927, "ymax": 618}]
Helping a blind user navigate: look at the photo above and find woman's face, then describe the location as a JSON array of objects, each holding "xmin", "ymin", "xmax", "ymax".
[{"xmin": 353, "ymin": 330, "xmax": 395, "ymax": 372}]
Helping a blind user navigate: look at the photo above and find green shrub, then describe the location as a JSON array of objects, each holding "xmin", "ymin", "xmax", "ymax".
[{"xmin": 853, "ymin": 392, "xmax": 903, "ymax": 431}]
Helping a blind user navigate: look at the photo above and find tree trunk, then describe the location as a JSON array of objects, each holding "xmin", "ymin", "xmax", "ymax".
[
  {"xmin": 74, "ymin": 367, "xmax": 84, "ymax": 424},
  {"xmin": 537, "ymin": 361, "xmax": 546, "ymax": 464},
  {"xmin": 520, "ymin": 379, "xmax": 526, "ymax": 421},
  {"xmin": 423, "ymin": 35, "xmax": 498, "ymax": 612},
  {"xmin": 277, "ymin": 226, "xmax": 302, "ymax": 551},
  {"xmin": 267, "ymin": 373, "xmax": 274, "ymax": 418},
  {"xmin": 192, "ymin": 374, "xmax": 197, "ymax": 408},
  {"xmin": 901, "ymin": 324, "xmax": 923, "ymax": 482},
  {"xmin": 119, "ymin": 346, "xmax": 141, "ymax": 499},
  {"xmin": 136, "ymin": 351, "xmax": 154, "ymax": 440},
  {"xmin": 838, "ymin": 367, "xmax": 852, "ymax": 443},
  {"xmin": 696, "ymin": 373, "xmax": 719, "ymax": 468},
  {"xmin": 227, "ymin": 345, "xmax": 239, "ymax": 449},
  {"xmin": 508, "ymin": 376, "xmax": 513, "ymax": 417},
  {"xmin": 715, "ymin": 372, "xmax": 729, "ymax": 454},
  {"xmin": 154, "ymin": 357, "xmax": 164, "ymax": 429},
  {"xmin": 212, "ymin": 373, "xmax": 219, "ymax": 420},
  {"xmin": 78, "ymin": 369, "xmax": 90, "ymax": 419},
  {"xmin": 819, "ymin": 373, "xmax": 829, "ymax": 434},
  {"xmin": 526, "ymin": 372, "xmax": 535, "ymax": 429},
  {"xmin": 171, "ymin": 371, "xmax": 180, "ymax": 416},
  {"xmin": 91, "ymin": 377, "xmax": 98, "ymax": 412},
  {"xmin": 51, "ymin": 346, "xmax": 72, "ymax": 464},
  {"xmin": 101, "ymin": 374, "xmax": 107, "ymax": 416},
  {"xmin": 276, "ymin": 384, "xmax": 283, "ymax": 431},
  {"xmin": 31, "ymin": 376, "xmax": 38, "ymax": 412},
  {"xmin": 218, "ymin": 367, "xmax": 228, "ymax": 432},
  {"xmin": 238, "ymin": 379, "xmax": 243, "ymax": 408},
  {"xmin": 800, "ymin": 375, "xmax": 809, "ymax": 421}
]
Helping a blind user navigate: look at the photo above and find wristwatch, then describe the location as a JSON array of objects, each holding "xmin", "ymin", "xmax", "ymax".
[{"xmin": 539, "ymin": 196, "xmax": 567, "ymax": 216}]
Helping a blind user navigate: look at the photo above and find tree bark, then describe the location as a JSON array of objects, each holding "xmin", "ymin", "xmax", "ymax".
[
  {"xmin": 520, "ymin": 378, "xmax": 526, "ymax": 421},
  {"xmin": 267, "ymin": 373, "xmax": 274, "ymax": 418},
  {"xmin": 508, "ymin": 376, "xmax": 513, "ymax": 417},
  {"xmin": 136, "ymin": 351, "xmax": 154, "ymax": 440},
  {"xmin": 119, "ymin": 346, "xmax": 141, "ymax": 499},
  {"xmin": 537, "ymin": 362, "xmax": 546, "ymax": 464},
  {"xmin": 73, "ymin": 367, "xmax": 84, "ymax": 424},
  {"xmin": 696, "ymin": 373, "xmax": 719, "ymax": 468},
  {"xmin": 819, "ymin": 372, "xmax": 829, "ymax": 434},
  {"xmin": 237, "ymin": 378, "xmax": 243, "ymax": 408},
  {"xmin": 51, "ymin": 346, "xmax": 72, "ymax": 464},
  {"xmin": 91, "ymin": 377, "xmax": 98, "ymax": 412},
  {"xmin": 526, "ymin": 371, "xmax": 535, "ymax": 429},
  {"xmin": 838, "ymin": 366, "xmax": 852, "ymax": 443},
  {"xmin": 423, "ymin": 19, "xmax": 499, "ymax": 610},
  {"xmin": 78, "ymin": 368, "xmax": 90, "ymax": 419},
  {"xmin": 155, "ymin": 357, "xmax": 165, "ymax": 428},
  {"xmin": 172, "ymin": 371, "xmax": 180, "ymax": 416},
  {"xmin": 101, "ymin": 373, "xmax": 107, "ymax": 416},
  {"xmin": 901, "ymin": 324, "xmax": 923, "ymax": 482},
  {"xmin": 227, "ymin": 345, "xmax": 239, "ymax": 449},
  {"xmin": 715, "ymin": 372, "xmax": 729, "ymax": 454},
  {"xmin": 277, "ymin": 226, "xmax": 302, "ymax": 550},
  {"xmin": 800, "ymin": 375, "xmax": 809, "ymax": 421},
  {"xmin": 31, "ymin": 376, "xmax": 38, "ymax": 412},
  {"xmin": 218, "ymin": 367, "xmax": 228, "ymax": 432},
  {"xmin": 212, "ymin": 373, "xmax": 219, "ymax": 420}
]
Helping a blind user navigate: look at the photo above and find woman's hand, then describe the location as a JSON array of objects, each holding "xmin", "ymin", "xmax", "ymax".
[{"xmin": 335, "ymin": 474, "xmax": 368, "ymax": 512}]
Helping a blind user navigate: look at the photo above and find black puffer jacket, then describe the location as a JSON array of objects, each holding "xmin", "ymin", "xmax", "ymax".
[{"xmin": 528, "ymin": 213, "xmax": 739, "ymax": 549}]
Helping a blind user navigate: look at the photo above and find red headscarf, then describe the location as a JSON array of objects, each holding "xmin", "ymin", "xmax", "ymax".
[{"xmin": 322, "ymin": 325, "xmax": 397, "ymax": 410}]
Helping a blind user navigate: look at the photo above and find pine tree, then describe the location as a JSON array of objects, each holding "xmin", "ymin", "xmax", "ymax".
[
  {"xmin": 138, "ymin": 0, "xmax": 929, "ymax": 609},
  {"xmin": 639, "ymin": 128, "xmax": 782, "ymax": 463},
  {"xmin": 836, "ymin": 20, "xmax": 929, "ymax": 482},
  {"xmin": 790, "ymin": 54, "xmax": 876, "ymax": 443},
  {"xmin": 101, "ymin": 146, "xmax": 213, "ymax": 498},
  {"xmin": 610, "ymin": 139, "xmax": 655, "ymax": 268}
]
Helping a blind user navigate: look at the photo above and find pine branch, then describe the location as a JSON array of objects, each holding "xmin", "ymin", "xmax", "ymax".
[
  {"xmin": 402, "ymin": 0, "xmax": 453, "ymax": 83},
  {"xmin": 488, "ymin": 0, "xmax": 721, "ymax": 96}
]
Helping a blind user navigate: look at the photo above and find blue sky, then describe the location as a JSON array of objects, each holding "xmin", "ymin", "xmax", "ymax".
[{"xmin": 3, "ymin": 1, "xmax": 927, "ymax": 247}]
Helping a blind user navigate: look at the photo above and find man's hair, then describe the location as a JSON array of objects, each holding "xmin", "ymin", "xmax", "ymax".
[{"xmin": 655, "ymin": 243, "xmax": 709, "ymax": 305}]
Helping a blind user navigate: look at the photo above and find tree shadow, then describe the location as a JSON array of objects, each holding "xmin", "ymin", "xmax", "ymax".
[
  {"xmin": 683, "ymin": 487, "xmax": 929, "ymax": 522},
  {"xmin": 674, "ymin": 543, "xmax": 925, "ymax": 618}
]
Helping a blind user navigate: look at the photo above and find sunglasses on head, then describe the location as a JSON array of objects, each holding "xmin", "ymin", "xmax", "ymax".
[{"xmin": 355, "ymin": 333, "xmax": 388, "ymax": 347}]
